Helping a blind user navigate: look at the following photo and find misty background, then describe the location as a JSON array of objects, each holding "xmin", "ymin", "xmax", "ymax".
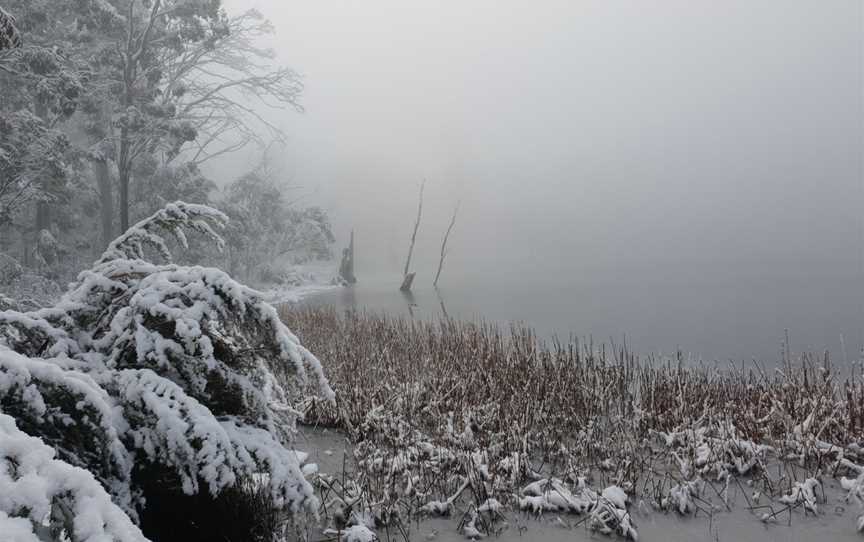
[{"xmin": 209, "ymin": 0, "xmax": 863, "ymax": 363}]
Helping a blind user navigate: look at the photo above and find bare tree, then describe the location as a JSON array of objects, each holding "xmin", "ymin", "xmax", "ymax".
[
  {"xmin": 400, "ymin": 180, "xmax": 425, "ymax": 291},
  {"xmin": 165, "ymin": 10, "xmax": 304, "ymax": 167},
  {"xmin": 433, "ymin": 202, "xmax": 459, "ymax": 287},
  {"xmin": 110, "ymin": 4, "xmax": 304, "ymax": 231},
  {"xmin": 116, "ymin": 0, "xmax": 166, "ymax": 232}
]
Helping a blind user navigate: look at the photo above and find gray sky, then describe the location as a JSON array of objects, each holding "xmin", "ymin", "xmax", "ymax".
[{"xmin": 213, "ymin": 0, "xmax": 862, "ymax": 359}]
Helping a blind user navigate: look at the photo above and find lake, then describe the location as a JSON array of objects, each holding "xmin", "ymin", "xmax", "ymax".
[{"xmin": 300, "ymin": 266, "xmax": 863, "ymax": 366}]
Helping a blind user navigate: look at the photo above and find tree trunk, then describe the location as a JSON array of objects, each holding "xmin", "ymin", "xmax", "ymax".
[
  {"xmin": 94, "ymin": 160, "xmax": 114, "ymax": 250},
  {"xmin": 118, "ymin": 126, "xmax": 131, "ymax": 233},
  {"xmin": 35, "ymin": 202, "xmax": 49, "ymax": 231},
  {"xmin": 31, "ymin": 97, "xmax": 51, "ymax": 263},
  {"xmin": 338, "ymin": 230, "xmax": 357, "ymax": 284},
  {"xmin": 400, "ymin": 180, "xmax": 424, "ymax": 291},
  {"xmin": 433, "ymin": 202, "xmax": 459, "ymax": 287},
  {"xmin": 399, "ymin": 272, "xmax": 416, "ymax": 292}
]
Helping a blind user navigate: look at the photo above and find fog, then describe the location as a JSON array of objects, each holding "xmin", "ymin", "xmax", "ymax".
[{"xmin": 214, "ymin": 0, "xmax": 863, "ymax": 362}]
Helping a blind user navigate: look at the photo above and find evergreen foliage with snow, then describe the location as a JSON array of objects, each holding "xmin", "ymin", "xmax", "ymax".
[
  {"xmin": 0, "ymin": 201, "xmax": 333, "ymax": 541},
  {"xmin": 0, "ymin": 7, "xmax": 21, "ymax": 50}
]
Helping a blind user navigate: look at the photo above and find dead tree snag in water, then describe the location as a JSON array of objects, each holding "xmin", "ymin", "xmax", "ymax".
[
  {"xmin": 339, "ymin": 230, "xmax": 357, "ymax": 284},
  {"xmin": 433, "ymin": 202, "xmax": 459, "ymax": 287},
  {"xmin": 400, "ymin": 180, "xmax": 425, "ymax": 291}
]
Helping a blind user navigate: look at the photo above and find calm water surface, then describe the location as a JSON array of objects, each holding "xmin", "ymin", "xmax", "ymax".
[{"xmin": 301, "ymin": 268, "xmax": 863, "ymax": 365}]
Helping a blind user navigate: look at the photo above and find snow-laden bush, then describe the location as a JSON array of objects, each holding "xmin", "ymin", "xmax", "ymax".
[
  {"xmin": 0, "ymin": 7, "xmax": 22, "ymax": 50},
  {"xmin": 0, "ymin": 252, "xmax": 23, "ymax": 283},
  {"xmin": 0, "ymin": 412, "xmax": 147, "ymax": 542},
  {"xmin": 0, "ymin": 201, "xmax": 334, "ymax": 541}
]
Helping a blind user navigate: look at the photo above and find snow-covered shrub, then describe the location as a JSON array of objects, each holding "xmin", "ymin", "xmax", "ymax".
[
  {"xmin": 0, "ymin": 293, "xmax": 16, "ymax": 311},
  {"xmin": 0, "ymin": 7, "xmax": 22, "ymax": 50},
  {"xmin": 0, "ymin": 201, "xmax": 333, "ymax": 541},
  {"xmin": 0, "ymin": 251, "xmax": 23, "ymax": 283},
  {"xmin": 0, "ymin": 346, "xmax": 134, "ymax": 511},
  {"xmin": 0, "ymin": 413, "xmax": 147, "ymax": 542}
]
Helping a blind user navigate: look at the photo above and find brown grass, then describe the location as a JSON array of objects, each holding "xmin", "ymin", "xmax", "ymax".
[
  {"xmin": 283, "ymin": 305, "xmax": 864, "ymax": 450},
  {"xmin": 278, "ymin": 305, "xmax": 864, "ymax": 536}
]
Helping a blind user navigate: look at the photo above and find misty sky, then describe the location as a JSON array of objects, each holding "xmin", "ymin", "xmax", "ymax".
[{"xmin": 213, "ymin": 0, "xmax": 862, "ymax": 360}]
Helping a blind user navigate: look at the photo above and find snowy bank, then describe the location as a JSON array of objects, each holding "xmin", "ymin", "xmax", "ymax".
[{"xmin": 258, "ymin": 261, "xmax": 342, "ymax": 305}]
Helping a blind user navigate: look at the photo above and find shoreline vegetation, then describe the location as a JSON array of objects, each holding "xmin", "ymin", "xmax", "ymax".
[{"xmin": 281, "ymin": 305, "xmax": 864, "ymax": 541}]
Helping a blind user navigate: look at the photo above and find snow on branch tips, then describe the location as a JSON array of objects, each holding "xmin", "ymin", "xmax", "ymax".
[
  {"xmin": 0, "ymin": 201, "xmax": 333, "ymax": 539},
  {"xmin": 98, "ymin": 201, "xmax": 228, "ymax": 264}
]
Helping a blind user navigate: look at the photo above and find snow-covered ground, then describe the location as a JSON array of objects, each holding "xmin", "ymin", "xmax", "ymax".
[{"xmin": 259, "ymin": 261, "xmax": 341, "ymax": 305}]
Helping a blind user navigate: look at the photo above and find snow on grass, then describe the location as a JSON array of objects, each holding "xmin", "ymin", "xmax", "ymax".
[
  {"xmin": 779, "ymin": 478, "xmax": 821, "ymax": 514},
  {"xmin": 285, "ymin": 306, "xmax": 864, "ymax": 539}
]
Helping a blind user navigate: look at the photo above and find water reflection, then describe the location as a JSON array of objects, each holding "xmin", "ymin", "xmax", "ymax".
[
  {"xmin": 400, "ymin": 288, "xmax": 417, "ymax": 318},
  {"xmin": 435, "ymin": 288, "xmax": 450, "ymax": 320},
  {"xmin": 337, "ymin": 283, "xmax": 357, "ymax": 308},
  {"xmin": 299, "ymin": 271, "xmax": 863, "ymax": 364}
]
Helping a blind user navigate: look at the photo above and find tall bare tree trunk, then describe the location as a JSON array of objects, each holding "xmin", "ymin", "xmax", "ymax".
[
  {"xmin": 433, "ymin": 202, "xmax": 459, "ymax": 287},
  {"xmin": 400, "ymin": 180, "xmax": 425, "ymax": 291},
  {"xmin": 116, "ymin": 0, "xmax": 162, "ymax": 234}
]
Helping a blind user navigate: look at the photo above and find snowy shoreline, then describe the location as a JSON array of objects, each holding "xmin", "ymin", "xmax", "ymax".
[{"xmin": 258, "ymin": 261, "xmax": 342, "ymax": 305}]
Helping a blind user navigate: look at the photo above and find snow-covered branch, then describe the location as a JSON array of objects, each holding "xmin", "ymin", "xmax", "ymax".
[{"xmin": 98, "ymin": 201, "xmax": 227, "ymax": 264}]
